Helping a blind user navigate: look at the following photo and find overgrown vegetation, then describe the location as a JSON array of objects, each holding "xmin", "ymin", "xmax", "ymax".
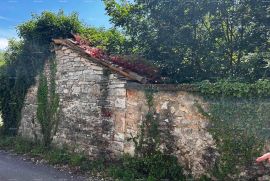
[
  {"xmin": 0, "ymin": 2, "xmax": 269, "ymax": 180},
  {"xmin": 0, "ymin": 39, "xmax": 46, "ymax": 135},
  {"xmin": 109, "ymin": 153, "xmax": 185, "ymax": 181},
  {"xmin": 0, "ymin": 51, "xmax": 5, "ymax": 67},
  {"xmin": 103, "ymin": 0, "xmax": 270, "ymax": 83},
  {"xmin": 0, "ymin": 135, "xmax": 185, "ymax": 180},
  {"xmin": 110, "ymin": 90, "xmax": 186, "ymax": 180},
  {"xmin": 198, "ymin": 79, "xmax": 270, "ymax": 98},
  {"xmin": 80, "ymin": 27, "xmax": 128, "ymax": 54},
  {"xmin": 37, "ymin": 58, "xmax": 59, "ymax": 147},
  {"xmin": 0, "ymin": 11, "xmax": 81, "ymax": 135},
  {"xmin": 195, "ymin": 83, "xmax": 270, "ymax": 180},
  {"xmin": 0, "ymin": 11, "xmax": 129, "ymax": 135}
]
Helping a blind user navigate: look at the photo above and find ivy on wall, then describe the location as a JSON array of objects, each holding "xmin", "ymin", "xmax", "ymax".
[
  {"xmin": 198, "ymin": 79, "xmax": 270, "ymax": 98},
  {"xmin": 196, "ymin": 79, "xmax": 270, "ymax": 180},
  {"xmin": 122, "ymin": 89, "xmax": 186, "ymax": 180},
  {"xmin": 37, "ymin": 58, "xmax": 59, "ymax": 147},
  {"xmin": 133, "ymin": 89, "xmax": 160, "ymax": 157},
  {"xmin": 0, "ymin": 11, "xmax": 81, "ymax": 136}
]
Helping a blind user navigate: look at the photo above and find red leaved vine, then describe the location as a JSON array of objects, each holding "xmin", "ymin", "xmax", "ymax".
[{"xmin": 71, "ymin": 34, "xmax": 159, "ymax": 81}]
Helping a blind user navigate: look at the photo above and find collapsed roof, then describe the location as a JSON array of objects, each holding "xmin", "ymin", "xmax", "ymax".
[{"xmin": 53, "ymin": 34, "xmax": 159, "ymax": 84}]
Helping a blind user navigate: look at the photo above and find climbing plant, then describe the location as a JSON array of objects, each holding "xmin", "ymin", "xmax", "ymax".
[
  {"xmin": 37, "ymin": 58, "xmax": 59, "ymax": 147},
  {"xmin": 196, "ymin": 81, "xmax": 270, "ymax": 180},
  {"xmin": 0, "ymin": 11, "xmax": 82, "ymax": 135},
  {"xmin": 118, "ymin": 89, "xmax": 187, "ymax": 180},
  {"xmin": 132, "ymin": 89, "xmax": 160, "ymax": 157},
  {"xmin": 198, "ymin": 79, "xmax": 270, "ymax": 98}
]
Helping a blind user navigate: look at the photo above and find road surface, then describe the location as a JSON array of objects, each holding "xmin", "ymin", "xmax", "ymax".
[{"xmin": 0, "ymin": 150, "xmax": 92, "ymax": 181}]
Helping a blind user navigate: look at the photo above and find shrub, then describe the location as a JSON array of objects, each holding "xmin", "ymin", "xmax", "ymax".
[
  {"xmin": 69, "ymin": 154, "xmax": 86, "ymax": 167},
  {"xmin": 109, "ymin": 153, "xmax": 185, "ymax": 181},
  {"xmin": 46, "ymin": 148, "xmax": 71, "ymax": 165}
]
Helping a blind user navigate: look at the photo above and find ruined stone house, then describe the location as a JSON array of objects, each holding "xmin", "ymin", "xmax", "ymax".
[{"xmin": 19, "ymin": 37, "xmax": 216, "ymax": 178}]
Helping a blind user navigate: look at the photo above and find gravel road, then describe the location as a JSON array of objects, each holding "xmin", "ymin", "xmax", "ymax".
[{"xmin": 0, "ymin": 150, "xmax": 97, "ymax": 181}]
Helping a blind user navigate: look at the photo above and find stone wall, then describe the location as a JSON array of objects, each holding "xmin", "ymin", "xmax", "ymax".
[
  {"xmin": 19, "ymin": 45, "xmax": 216, "ymax": 178},
  {"xmin": 124, "ymin": 86, "xmax": 216, "ymax": 177},
  {"xmin": 19, "ymin": 45, "xmax": 127, "ymax": 158}
]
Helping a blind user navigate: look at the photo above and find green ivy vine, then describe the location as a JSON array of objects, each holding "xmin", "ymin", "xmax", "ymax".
[
  {"xmin": 198, "ymin": 79, "xmax": 270, "ymax": 98},
  {"xmin": 37, "ymin": 57, "xmax": 59, "ymax": 147},
  {"xmin": 195, "ymin": 80, "xmax": 270, "ymax": 179}
]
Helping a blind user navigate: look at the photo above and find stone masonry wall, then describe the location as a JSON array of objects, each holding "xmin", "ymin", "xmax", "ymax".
[
  {"xmin": 19, "ymin": 45, "xmax": 216, "ymax": 178},
  {"xmin": 124, "ymin": 87, "xmax": 216, "ymax": 177},
  {"xmin": 19, "ymin": 45, "xmax": 127, "ymax": 158}
]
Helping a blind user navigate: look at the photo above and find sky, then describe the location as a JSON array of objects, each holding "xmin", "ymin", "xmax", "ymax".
[{"xmin": 0, "ymin": 0, "xmax": 112, "ymax": 50}]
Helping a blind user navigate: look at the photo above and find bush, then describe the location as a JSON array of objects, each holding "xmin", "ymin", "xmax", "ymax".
[
  {"xmin": 14, "ymin": 137, "xmax": 34, "ymax": 153},
  {"xmin": 0, "ymin": 136, "xmax": 15, "ymax": 150},
  {"xmin": 109, "ymin": 153, "xmax": 185, "ymax": 181},
  {"xmin": 18, "ymin": 10, "xmax": 82, "ymax": 45},
  {"xmin": 46, "ymin": 148, "xmax": 71, "ymax": 165},
  {"xmin": 69, "ymin": 154, "xmax": 86, "ymax": 167},
  {"xmin": 197, "ymin": 98, "xmax": 267, "ymax": 180},
  {"xmin": 199, "ymin": 79, "xmax": 270, "ymax": 98}
]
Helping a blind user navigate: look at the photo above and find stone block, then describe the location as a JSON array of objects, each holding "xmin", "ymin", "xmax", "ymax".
[
  {"xmin": 109, "ymin": 88, "xmax": 126, "ymax": 96},
  {"xmin": 114, "ymin": 98, "xmax": 126, "ymax": 109},
  {"xmin": 72, "ymin": 86, "xmax": 81, "ymax": 94}
]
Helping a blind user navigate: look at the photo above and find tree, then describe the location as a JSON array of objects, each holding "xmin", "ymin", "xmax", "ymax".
[
  {"xmin": 0, "ymin": 51, "xmax": 5, "ymax": 67},
  {"xmin": 80, "ymin": 27, "xmax": 128, "ymax": 54},
  {"xmin": 103, "ymin": 0, "xmax": 270, "ymax": 83},
  {"xmin": 18, "ymin": 10, "xmax": 82, "ymax": 46}
]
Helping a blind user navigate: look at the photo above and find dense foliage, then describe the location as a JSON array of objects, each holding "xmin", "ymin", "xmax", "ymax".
[
  {"xmin": 0, "ymin": 10, "xmax": 129, "ymax": 135},
  {"xmin": 18, "ymin": 11, "xmax": 82, "ymax": 45},
  {"xmin": 194, "ymin": 79, "xmax": 270, "ymax": 179},
  {"xmin": 80, "ymin": 27, "xmax": 127, "ymax": 54},
  {"xmin": 199, "ymin": 79, "xmax": 270, "ymax": 98},
  {"xmin": 103, "ymin": 0, "xmax": 270, "ymax": 83},
  {"xmin": 0, "ymin": 51, "xmax": 5, "ymax": 67},
  {"xmin": 0, "ymin": 11, "xmax": 82, "ymax": 135},
  {"xmin": 109, "ymin": 153, "xmax": 185, "ymax": 181},
  {"xmin": 0, "ymin": 39, "xmax": 46, "ymax": 135},
  {"xmin": 0, "ymin": 4, "xmax": 269, "ymax": 179},
  {"xmin": 197, "ymin": 99, "xmax": 269, "ymax": 180}
]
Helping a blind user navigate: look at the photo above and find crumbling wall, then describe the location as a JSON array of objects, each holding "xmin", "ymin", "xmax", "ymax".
[
  {"xmin": 19, "ymin": 45, "xmax": 127, "ymax": 158},
  {"xmin": 19, "ymin": 45, "xmax": 216, "ymax": 178},
  {"xmin": 123, "ymin": 86, "xmax": 216, "ymax": 177}
]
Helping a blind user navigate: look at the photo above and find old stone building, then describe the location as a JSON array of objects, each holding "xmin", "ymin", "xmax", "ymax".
[{"xmin": 19, "ymin": 37, "xmax": 216, "ymax": 177}]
